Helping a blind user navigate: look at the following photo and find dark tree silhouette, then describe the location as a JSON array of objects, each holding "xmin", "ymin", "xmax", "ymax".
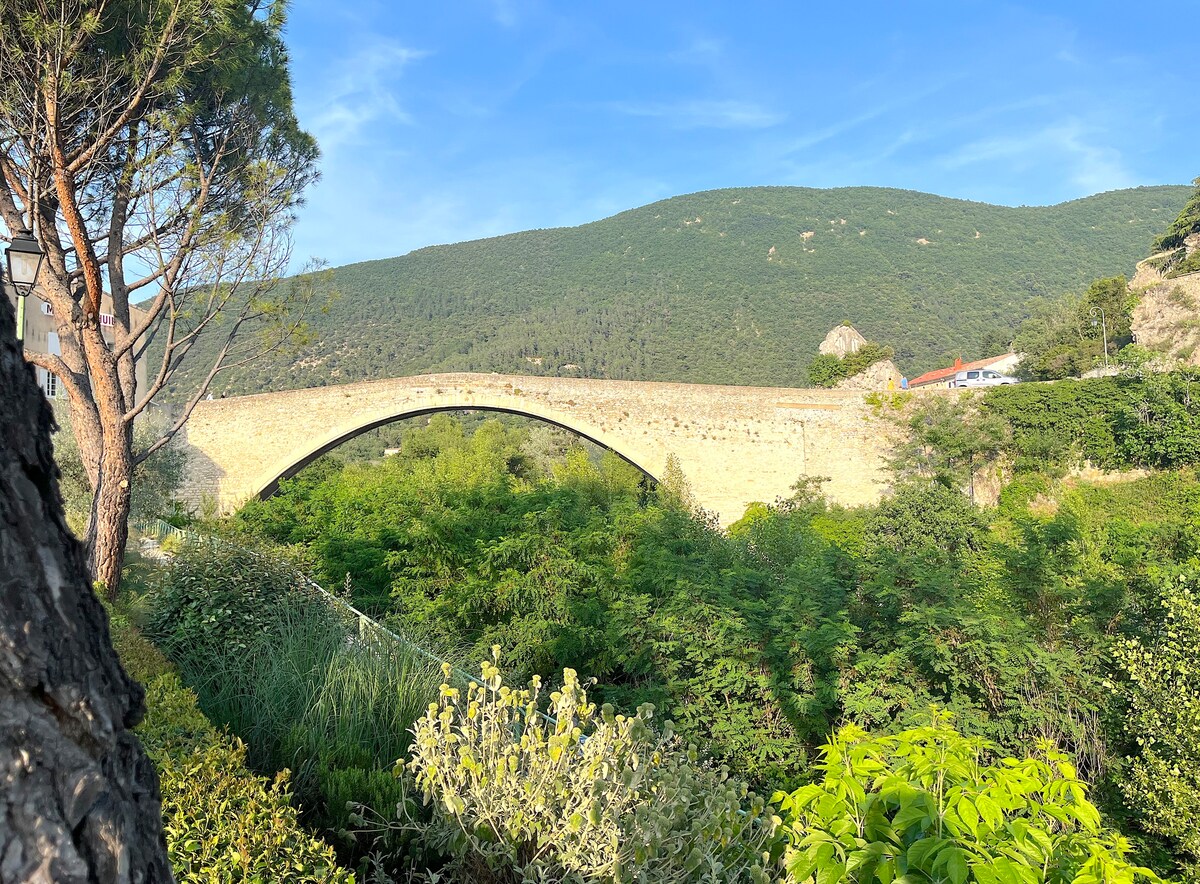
[{"xmin": 0, "ymin": 289, "xmax": 170, "ymax": 880}]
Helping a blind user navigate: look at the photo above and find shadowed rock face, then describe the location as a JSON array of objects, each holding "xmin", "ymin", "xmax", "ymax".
[{"xmin": 0, "ymin": 291, "xmax": 171, "ymax": 881}]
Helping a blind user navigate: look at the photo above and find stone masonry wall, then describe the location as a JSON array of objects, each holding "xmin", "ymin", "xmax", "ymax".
[{"xmin": 178, "ymin": 373, "xmax": 909, "ymax": 526}]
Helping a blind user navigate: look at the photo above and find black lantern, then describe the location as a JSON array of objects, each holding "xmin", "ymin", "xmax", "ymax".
[
  {"xmin": 6, "ymin": 227, "xmax": 44, "ymax": 294},
  {"xmin": 6, "ymin": 227, "xmax": 44, "ymax": 343}
]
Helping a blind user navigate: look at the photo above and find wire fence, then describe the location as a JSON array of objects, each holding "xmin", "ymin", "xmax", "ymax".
[{"xmin": 134, "ymin": 518, "xmax": 559, "ymax": 727}]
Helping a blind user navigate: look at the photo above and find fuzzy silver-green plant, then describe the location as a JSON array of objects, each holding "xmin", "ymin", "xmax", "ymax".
[{"xmin": 407, "ymin": 649, "xmax": 783, "ymax": 883}]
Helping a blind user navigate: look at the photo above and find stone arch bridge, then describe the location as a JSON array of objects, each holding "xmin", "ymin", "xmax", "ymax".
[{"xmin": 178, "ymin": 372, "xmax": 897, "ymax": 526}]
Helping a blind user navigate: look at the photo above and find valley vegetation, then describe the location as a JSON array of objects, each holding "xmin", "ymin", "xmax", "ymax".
[{"xmin": 118, "ymin": 367, "xmax": 1200, "ymax": 881}]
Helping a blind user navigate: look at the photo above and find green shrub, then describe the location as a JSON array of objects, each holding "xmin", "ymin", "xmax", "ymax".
[
  {"xmin": 982, "ymin": 373, "xmax": 1200, "ymax": 472},
  {"xmin": 806, "ymin": 354, "xmax": 848, "ymax": 387},
  {"xmin": 775, "ymin": 714, "xmax": 1161, "ymax": 884},
  {"xmin": 1011, "ymin": 276, "xmax": 1133, "ymax": 381},
  {"xmin": 105, "ymin": 594, "xmax": 173, "ymax": 684},
  {"xmin": 1111, "ymin": 572, "xmax": 1200, "ymax": 873},
  {"xmin": 108, "ymin": 606, "xmax": 355, "ymax": 882},
  {"xmin": 144, "ymin": 541, "xmax": 319, "ymax": 661},
  {"xmin": 137, "ymin": 673, "xmax": 355, "ymax": 883},
  {"xmin": 406, "ymin": 654, "xmax": 783, "ymax": 883},
  {"xmin": 807, "ymin": 342, "xmax": 893, "ymax": 387},
  {"xmin": 144, "ymin": 550, "xmax": 442, "ymax": 873}
]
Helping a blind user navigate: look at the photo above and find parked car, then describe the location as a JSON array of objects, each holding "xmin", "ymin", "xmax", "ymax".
[{"xmin": 952, "ymin": 368, "xmax": 1019, "ymax": 388}]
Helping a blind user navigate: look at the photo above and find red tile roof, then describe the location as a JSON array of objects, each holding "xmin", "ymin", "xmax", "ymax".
[{"xmin": 908, "ymin": 354, "xmax": 1015, "ymax": 388}]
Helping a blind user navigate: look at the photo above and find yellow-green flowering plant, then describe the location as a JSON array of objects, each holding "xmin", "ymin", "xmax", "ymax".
[{"xmin": 407, "ymin": 648, "xmax": 783, "ymax": 883}]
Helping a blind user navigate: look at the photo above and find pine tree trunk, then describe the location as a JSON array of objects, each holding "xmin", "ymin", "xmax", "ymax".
[
  {"xmin": 0, "ymin": 293, "xmax": 171, "ymax": 880},
  {"xmin": 88, "ymin": 425, "xmax": 134, "ymax": 600},
  {"xmin": 78, "ymin": 322, "xmax": 134, "ymax": 600}
]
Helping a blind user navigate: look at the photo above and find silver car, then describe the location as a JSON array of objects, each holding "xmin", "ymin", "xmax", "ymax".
[{"xmin": 953, "ymin": 368, "xmax": 1019, "ymax": 388}]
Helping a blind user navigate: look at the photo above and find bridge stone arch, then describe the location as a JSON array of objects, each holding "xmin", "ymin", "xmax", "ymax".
[
  {"xmin": 177, "ymin": 372, "xmax": 895, "ymax": 526},
  {"xmin": 259, "ymin": 403, "xmax": 661, "ymax": 500}
]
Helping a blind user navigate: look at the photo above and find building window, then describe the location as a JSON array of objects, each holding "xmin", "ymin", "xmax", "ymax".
[{"xmin": 44, "ymin": 373, "xmax": 59, "ymax": 399}]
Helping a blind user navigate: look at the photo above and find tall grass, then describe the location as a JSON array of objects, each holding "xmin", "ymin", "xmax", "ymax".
[
  {"xmin": 177, "ymin": 597, "xmax": 442, "ymax": 813},
  {"xmin": 143, "ymin": 544, "xmax": 445, "ymax": 869}
]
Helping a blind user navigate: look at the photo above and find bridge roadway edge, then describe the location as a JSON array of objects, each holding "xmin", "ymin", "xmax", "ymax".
[{"xmin": 177, "ymin": 373, "xmax": 906, "ymax": 526}]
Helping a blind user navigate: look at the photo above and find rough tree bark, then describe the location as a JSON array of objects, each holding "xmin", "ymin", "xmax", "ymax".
[{"xmin": 0, "ymin": 292, "xmax": 171, "ymax": 879}]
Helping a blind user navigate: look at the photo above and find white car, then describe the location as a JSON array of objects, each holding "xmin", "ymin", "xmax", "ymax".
[{"xmin": 952, "ymin": 368, "xmax": 1019, "ymax": 388}]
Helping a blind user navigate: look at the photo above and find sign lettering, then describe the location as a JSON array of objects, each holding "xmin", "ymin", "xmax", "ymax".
[{"xmin": 39, "ymin": 301, "xmax": 114, "ymax": 326}]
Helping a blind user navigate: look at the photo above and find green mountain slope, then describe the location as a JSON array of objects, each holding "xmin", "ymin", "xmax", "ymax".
[{"xmin": 173, "ymin": 184, "xmax": 1191, "ymax": 395}]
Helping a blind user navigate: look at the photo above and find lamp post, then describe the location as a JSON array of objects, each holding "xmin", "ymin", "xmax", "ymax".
[
  {"xmin": 1090, "ymin": 306, "xmax": 1109, "ymax": 370},
  {"xmin": 5, "ymin": 226, "xmax": 46, "ymax": 343}
]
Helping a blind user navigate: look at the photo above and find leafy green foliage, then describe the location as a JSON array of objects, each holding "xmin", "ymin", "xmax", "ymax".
[
  {"xmin": 162, "ymin": 185, "xmax": 1190, "ymax": 398},
  {"xmin": 106, "ymin": 607, "xmax": 354, "ymax": 884},
  {"xmin": 139, "ymin": 672, "xmax": 355, "ymax": 884},
  {"xmin": 806, "ymin": 342, "xmax": 893, "ymax": 387},
  {"xmin": 407, "ymin": 655, "xmax": 782, "ymax": 883},
  {"xmin": 1151, "ymin": 177, "xmax": 1200, "ymax": 254},
  {"xmin": 1012, "ymin": 276, "xmax": 1133, "ymax": 380},
  {"xmin": 775, "ymin": 714, "xmax": 1161, "ymax": 884},
  {"xmin": 142, "ymin": 541, "xmax": 442, "ymax": 873},
  {"xmin": 888, "ymin": 394, "xmax": 1007, "ymax": 498},
  {"xmin": 237, "ymin": 417, "xmax": 822, "ymax": 784},
  {"xmin": 1111, "ymin": 572, "xmax": 1200, "ymax": 872},
  {"xmin": 230, "ymin": 413, "xmax": 1200, "ymax": 878},
  {"xmin": 981, "ymin": 372, "xmax": 1200, "ymax": 471},
  {"xmin": 144, "ymin": 541, "xmax": 315, "ymax": 661}
]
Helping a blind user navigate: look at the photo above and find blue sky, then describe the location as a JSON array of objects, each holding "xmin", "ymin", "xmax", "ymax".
[{"xmin": 284, "ymin": 1, "xmax": 1197, "ymax": 268}]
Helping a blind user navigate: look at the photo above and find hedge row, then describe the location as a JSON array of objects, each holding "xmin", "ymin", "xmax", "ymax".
[
  {"xmin": 982, "ymin": 373, "xmax": 1200, "ymax": 472},
  {"xmin": 110, "ymin": 613, "xmax": 355, "ymax": 884}
]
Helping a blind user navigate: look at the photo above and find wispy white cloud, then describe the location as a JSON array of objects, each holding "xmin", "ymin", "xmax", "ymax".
[
  {"xmin": 941, "ymin": 119, "xmax": 1133, "ymax": 193},
  {"xmin": 779, "ymin": 78, "xmax": 965, "ymax": 157},
  {"xmin": 607, "ymin": 98, "xmax": 785, "ymax": 130},
  {"xmin": 488, "ymin": 0, "xmax": 519, "ymax": 29},
  {"xmin": 303, "ymin": 39, "xmax": 429, "ymax": 154},
  {"xmin": 667, "ymin": 36, "xmax": 724, "ymax": 65}
]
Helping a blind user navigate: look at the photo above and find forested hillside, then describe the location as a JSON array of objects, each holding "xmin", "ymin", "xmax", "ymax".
[{"xmin": 168, "ymin": 185, "xmax": 1190, "ymax": 396}]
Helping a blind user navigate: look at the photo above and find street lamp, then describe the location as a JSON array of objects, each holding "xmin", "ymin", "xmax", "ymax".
[
  {"xmin": 1090, "ymin": 306, "xmax": 1109, "ymax": 370},
  {"xmin": 5, "ymin": 227, "xmax": 45, "ymax": 343}
]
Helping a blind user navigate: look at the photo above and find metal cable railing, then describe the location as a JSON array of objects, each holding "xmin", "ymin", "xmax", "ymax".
[{"xmin": 134, "ymin": 518, "xmax": 560, "ymax": 728}]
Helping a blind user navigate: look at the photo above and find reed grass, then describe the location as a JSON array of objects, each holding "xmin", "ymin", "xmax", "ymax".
[{"xmin": 167, "ymin": 594, "xmax": 443, "ymax": 835}]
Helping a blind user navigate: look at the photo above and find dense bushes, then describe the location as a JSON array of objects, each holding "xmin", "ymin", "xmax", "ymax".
[
  {"xmin": 982, "ymin": 373, "xmax": 1200, "ymax": 472},
  {"xmin": 226, "ymin": 411, "xmax": 1200, "ymax": 878},
  {"xmin": 139, "ymin": 673, "xmax": 355, "ymax": 884},
  {"xmin": 145, "ymin": 541, "xmax": 318, "ymax": 661},
  {"xmin": 776, "ymin": 715, "xmax": 1160, "ymax": 884},
  {"xmin": 1111, "ymin": 572, "xmax": 1200, "ymax": 875},
  {"xmin": 142, "ymin": 541, "xmax": 442, "ymax": 872},
  {"xmin": 1011, "ymin": 276, "xmax": 1133, "ymax": 381},
  {"xmin": 106, "ymin": 604, "xmax": 354, "ymax": 883}
]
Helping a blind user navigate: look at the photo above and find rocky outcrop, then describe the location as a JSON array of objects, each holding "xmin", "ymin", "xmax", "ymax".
[
  {"xmin": 1130, "ymin": 247, "xmax": 1200, "ymax": 366},
  {"xmin": 835, "ymin": 358, "xmax": 904, "ymax": 390},
  {"xmin": 819, "ymin": 324, "xmax": 868, "ymax": 358}
]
